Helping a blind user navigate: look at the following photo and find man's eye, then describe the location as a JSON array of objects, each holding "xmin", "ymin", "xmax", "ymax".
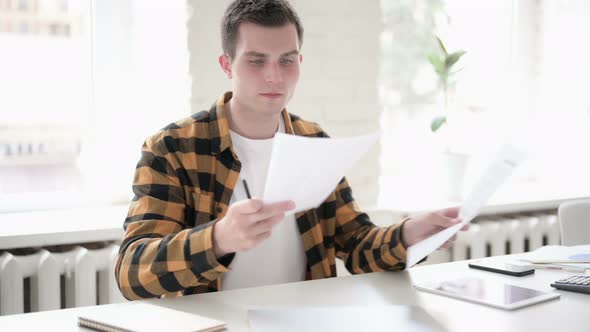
[
  {"xmin": 280, "ymin": 59, "xmax": 294, "ymax": 65},
  {"xmin": 249, "ymin": 60, "xmax": 264, "ymax": 65}
]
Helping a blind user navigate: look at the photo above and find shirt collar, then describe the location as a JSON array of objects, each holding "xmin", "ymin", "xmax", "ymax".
[{"xmin": 209, "ymin": 91, "xmax": 295, "ymax": 155}]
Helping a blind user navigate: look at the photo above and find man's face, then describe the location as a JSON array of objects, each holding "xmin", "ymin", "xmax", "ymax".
[{"xmin": 221, "ymin": 22, "xmax": 302, "ymax": 116}]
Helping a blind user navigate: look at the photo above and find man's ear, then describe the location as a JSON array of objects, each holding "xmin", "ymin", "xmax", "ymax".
[{"xmin": 218, "ymin": 54, "xmax": 233, "ymax": 79}]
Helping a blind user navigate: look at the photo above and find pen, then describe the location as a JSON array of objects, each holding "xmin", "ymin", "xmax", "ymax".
[{"xmin": 243, "ymin": 179, "xmax": 252, "ymax": 199}]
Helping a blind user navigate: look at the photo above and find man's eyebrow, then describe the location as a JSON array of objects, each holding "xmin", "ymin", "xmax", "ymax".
[
  {"xmin": 243, "ymin": 50, "xmax": 299, "ymax": 57},
  {"xmin": 281, "ymin": 50, "xmax": 299, "ymax": 57},
  {"xmin": 244, "ymin": 51, "xmax": 267, "ymax": 57}
]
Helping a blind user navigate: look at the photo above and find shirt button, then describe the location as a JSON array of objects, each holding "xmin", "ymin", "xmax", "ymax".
[{"xmin": 217, "ymin": 207, "xmax": 222, "ymax": 213}]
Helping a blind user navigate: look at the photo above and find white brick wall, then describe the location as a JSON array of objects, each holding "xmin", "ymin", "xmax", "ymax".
[{"xmin": 187, "ymin": 0, "xmax": 382, "ymax": 207}]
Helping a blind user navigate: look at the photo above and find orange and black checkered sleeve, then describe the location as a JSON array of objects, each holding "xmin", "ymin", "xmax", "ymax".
[
  {"xmin": 114, "ymin": 134, "xmax": 230, "ymax": 300},
  {"xmin": 333, "ymin": 177, "xmax": 409, "ymax": 274},
  {"xmin": 292, "ymin": 118, "xmax": 409, "ymax": 273}
]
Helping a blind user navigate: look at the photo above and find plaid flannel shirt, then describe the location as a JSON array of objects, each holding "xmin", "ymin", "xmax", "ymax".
[{"xmin": 115, "ymin": 92, "xmax": 409, "ymax": 300}]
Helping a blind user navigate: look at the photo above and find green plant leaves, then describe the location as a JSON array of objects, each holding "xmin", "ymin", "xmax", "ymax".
[
  {"xmin": 436, "ymin": 36, "xmax": 448, "ymax": 55},
  {"xmin": 431, "ymin": 115, "xmax": 447, "ymax": 132},
  {"xmin": 428, "ymin": 37, "xmax": 465, "ymax": 131},
  {"xmin": 445, "ymin": 50, "xmax": 466, "ymax": 68},
  {"xmin": 428, "ymin": 54, "xmax": 446, "ymax": 76},
  {"xmin": 428, "ymin": 36, "xmax": 466, "ymax": 82}
]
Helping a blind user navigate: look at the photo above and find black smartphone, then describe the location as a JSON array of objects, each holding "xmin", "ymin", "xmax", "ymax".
[{"xmin": 468, "ymin": 260, "xmax": 535, "ymax": 277}]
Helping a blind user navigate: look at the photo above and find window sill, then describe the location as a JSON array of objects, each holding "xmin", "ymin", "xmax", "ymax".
[
  {"xmin": 376, "ymin": 179, "xmax": 590, "ymax": 218},
  {"xmin": 0, "ymin": 204, "xmax": 127, "ymax": 250}
]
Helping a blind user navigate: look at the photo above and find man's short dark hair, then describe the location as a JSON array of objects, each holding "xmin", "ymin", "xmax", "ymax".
[{"xmin": 221, "ymin": 0, "xmax": 304, "ymax": 58}]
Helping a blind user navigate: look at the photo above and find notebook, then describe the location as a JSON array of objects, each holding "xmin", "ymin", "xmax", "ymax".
[{"xmin": 78, "ymin": 303, "xmax": 226, "ymax": 332}]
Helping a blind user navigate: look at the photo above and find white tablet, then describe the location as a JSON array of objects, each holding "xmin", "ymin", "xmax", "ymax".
[{"xmin": 414, "ymin": 277, "xmax": 560, "ymax": 310}]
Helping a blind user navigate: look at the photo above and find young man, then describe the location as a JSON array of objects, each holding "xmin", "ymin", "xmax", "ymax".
[{"xmin": 115, "ymin": 0, "xmax": 468, "ymax": 300}]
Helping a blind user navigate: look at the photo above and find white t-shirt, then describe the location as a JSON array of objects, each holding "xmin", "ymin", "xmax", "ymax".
[{"xmin": 221, "ymin": 117, "xmax": 306, "ymax": 290}]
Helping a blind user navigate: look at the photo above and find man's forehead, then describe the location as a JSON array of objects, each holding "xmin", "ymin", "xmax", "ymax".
[
  {"xmin": 234, "ymin": 22, "xmax": 300, "ymax": 55},
  {"xmin": 237, "ymin": 21, "xmax": 298, "ymax": 35}
]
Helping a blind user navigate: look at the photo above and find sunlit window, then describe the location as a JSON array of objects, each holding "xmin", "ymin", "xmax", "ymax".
[
  {"xmin": 0, "ymin": 0, "xmax": 189, "ymax": 212},
  {"xmin": 379, "ymin": 0, "xmax": 590, "ymax": 205}
]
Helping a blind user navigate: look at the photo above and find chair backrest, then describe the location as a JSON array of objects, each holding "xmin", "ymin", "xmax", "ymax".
[{"xmin": 558, "ymin": 198, "xmax": 590, "ymax": 245}]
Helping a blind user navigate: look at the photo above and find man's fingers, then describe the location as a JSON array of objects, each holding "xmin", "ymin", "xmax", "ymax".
[
  {"xmin": 251, "ymin": 213, "xmax": 285, "ymax": 235},
  {"xmin": 439, "ymin": 235, "xmax": 457, "ymax": 249},
  {"xmin": 253, "ymin": 230, "xmax": 272, "ymax": 243},
  {"xmin": 245, "ymin": 200, "xmax": 295, "ymax": 223},
  {"xmin": 439, "ymin": 240, "xmax": 452, "ymax": 249},
  {"xmin": 429, "ymin": 213, "xmax": 462, "ymax": 228},
  {"xmin": 438, "ymin": 206, "xmax": 460, "ymax": 218},
  {"xmin": 233, "ymin": 199, "xmax": 264, "ymax": 214},
  {"xmin": 225, "ymin": 200, "xmax": 293, "ymax": 252}
]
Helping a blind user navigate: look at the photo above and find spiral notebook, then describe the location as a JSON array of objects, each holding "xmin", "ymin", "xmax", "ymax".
[{"xmin": 78, "ymin": 303, "xmax": 226, "ymax": 332}]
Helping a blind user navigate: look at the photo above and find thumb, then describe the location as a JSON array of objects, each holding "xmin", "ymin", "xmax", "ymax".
[
  {"xmin": 430, "ymin": 215, "xmax": 462, "ymax": 228},
  {"xmin": 437, "ymin": 206, "xmax": 460, "ymax": 218},
  {"xmin": 232, "ymin": 199, "xmax": 264, "ymax": 215}
]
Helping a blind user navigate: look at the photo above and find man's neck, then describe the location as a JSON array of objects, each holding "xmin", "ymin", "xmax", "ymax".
[{"xmin": 226, "ymin": 98, "xmax": 281, "ymax": 139}]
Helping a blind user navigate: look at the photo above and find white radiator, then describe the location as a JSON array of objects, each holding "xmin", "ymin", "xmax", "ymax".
[
  {"xmin": 425, "ymin": 212, "xmax": 560, "ymax": 264},
  {"xmin": 0, "ymin": 244, "xmax": 126, "ymax": 316},
  {"xmin": 1, "ymin": 212, "xmax": 562, "ymax": 314},
  {"xmin": 335, "ymin": 210, "xmax": 561, "ymax": 274}
]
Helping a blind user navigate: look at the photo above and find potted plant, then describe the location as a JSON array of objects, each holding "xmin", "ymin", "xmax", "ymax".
[
  {"xmin": 428, "ymin": 36, "xmax": 466, "ymax": 134},
  {"xmin": 428, "ymin": 36, "xmax": 468, "ymax": 201}
]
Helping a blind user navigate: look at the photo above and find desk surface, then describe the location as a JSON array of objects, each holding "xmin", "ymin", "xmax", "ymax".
[{"xmin": 0, "ymin": 257, "xmax": 588, "ymax": 331}]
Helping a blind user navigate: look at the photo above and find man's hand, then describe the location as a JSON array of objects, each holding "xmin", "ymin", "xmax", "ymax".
[
  {"xmin": 212, "ymin": 199, "xmax": 295, "ymax": 258},
  {"xmin": 401, "ymin": 207, "xmax": 470, "ymax": 249}
]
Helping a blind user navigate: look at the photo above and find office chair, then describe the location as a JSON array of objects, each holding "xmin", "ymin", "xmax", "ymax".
[{"xmin": 558, "ymin": 198, "xmax": 590, "ymax": 245}]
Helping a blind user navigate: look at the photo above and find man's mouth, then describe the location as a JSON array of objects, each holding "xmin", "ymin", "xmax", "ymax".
[{"xmin": 259, "ymin": 93, "xmax": 283, "ymax": 99}]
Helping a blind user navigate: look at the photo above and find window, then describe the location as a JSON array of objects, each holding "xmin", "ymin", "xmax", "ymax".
[
  {"xmin": 0, "ymin": 0, "xmax": 189, "ymax": 212},
  {"xmin": 379, "ymin": 0, "xmax": 590, "ymax": 205},
  {"xmin": 0, "ymin": 0, "xmax": 89, "ymax": 213}
]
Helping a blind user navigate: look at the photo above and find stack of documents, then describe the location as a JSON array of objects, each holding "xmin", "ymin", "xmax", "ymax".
[{"xmin": 517, "ymin": 245, "xmax": 590, "ymax": 272}]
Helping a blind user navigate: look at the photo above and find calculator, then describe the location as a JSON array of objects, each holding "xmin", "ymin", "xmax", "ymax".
[{"xmin": 550, "ymin": 275, "xmax": 590, "ymax": 294}]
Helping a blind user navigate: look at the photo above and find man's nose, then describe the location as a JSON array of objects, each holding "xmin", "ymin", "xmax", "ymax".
[{"xmin": 264, "ymin": 62, "xmax": 283, "ymax": 83}]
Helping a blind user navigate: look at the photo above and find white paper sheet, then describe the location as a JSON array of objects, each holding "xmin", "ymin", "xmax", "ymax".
[
  {"xmin": 262, "ymin": 132, "xmax": 380, "ymax": 213},
  {"xmin": 406, "ymin": 145, "xmax": 526, "ymax": 268},
  {"xmin": 248, "ymin": 306, "xmax": 445, "ymax": 332},
  {"xmin": 520, "ymin": 245, "xmax": 590, "ymax": 263}
]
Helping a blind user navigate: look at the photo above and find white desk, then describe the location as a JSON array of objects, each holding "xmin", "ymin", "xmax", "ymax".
[{"xmin": 0, "ymin": 257, "xmax": 587, "ymax": 331}]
